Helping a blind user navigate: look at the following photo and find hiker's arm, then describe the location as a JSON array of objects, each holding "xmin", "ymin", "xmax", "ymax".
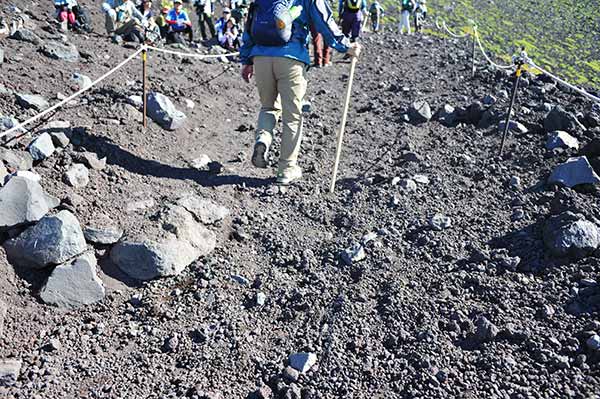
[
  {"xmin": 131, "ymin": 4, "xmax": 144, "ymax": 22},
  {"xmin": 311, "ymin": 0, "xmax": 350, "ymax": 53},
  {"xmin": 239, "ymin": 29, "xmax": 254, "ymax": 65},
  {"xmin": 337, "ymin": 0, "xmax": 343, "ymax": 16}
]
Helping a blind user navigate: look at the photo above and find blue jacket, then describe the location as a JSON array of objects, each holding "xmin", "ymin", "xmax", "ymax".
[
  {"xmin": 166, "ymin": 8, "xmax": 192, "ymax": 30},
  {"xmin": 240, "ymin": 0, "xmax": 350, "ymax": 66}
]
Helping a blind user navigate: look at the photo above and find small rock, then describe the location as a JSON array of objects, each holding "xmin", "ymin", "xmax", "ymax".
[
  {"xmin": 409, "ymin": 100, "xmax": 432, "ymax": 124},
  {"xmin": 231, "ymin": 274, "xmax": 250, "ymax": 286},
  {"xmin": 76, "ymin": 152, "xmax": 106, "ymax": 170},
  {"xmin": 544, "ymin": 105, "xmax": 585, "ymax": 132},
  {"xmin": 413, "ymin": 174, "xmax": 430, "ymax": 184},
  {"xmin": 0, "ymin": 149, "xmax": 33, "ymax": 170},
  {"xmin": 146, "ymin": 92, "xmax": 187, "ymax": 130},
  {"xmin": 126, "ymin": 198, "xmax": 156, "ymax": 213},
  {"xmin": 399, "ymin": 178, "xmax": 417, "ymax": 192},
  {"xmin": 254, "ymin": 385, "xmax": 272, "ymax": 399},
  {"xmin": 185, "ymin": 99, "xmax": 195, "ymax": 109},
  {"xmin": 586, "ymin": 334, "xmax": 600, "ymax": 351},
  {"xmin": 483, "ymin": 94, "xmax": 497, "ymax": 105},
  {"xmin": 16, "ymin": 93, "xmax": 49, "ymax": 111},
  {"xmin": 545, "ymin": 131, "xmax": 579, "ymax": 151},
  {"xmin": 474, "ymin": 315, "xmax": 499, "ymax": 343},
  {"xmin": 176, "ymin": 194, "xmax": 229, "ymax": 225},
  {"xmin": 28, "ymin": 133, "xmax": 55, "ymax": 160},
  {"xmin": 41, "ymin": 41, "xmax": 79, "ymax": 62},
  {"xmin": 50, "ymin": 132, "xmax": 70, "ymax": 148},
  {"xmin": 256, "ymin": 292, "xmax": 267, "ymax": 306},
  {"xmin": 71, "ymin": 73, "xmax": 92, "ymax": 90},
  {"xmin": 64, "ymin": 163, "xmax": 89, "ymax": 188},
  {"xmin": 498, "ymin": 120, "xmax": 528, "ymax": 134},
  {"xmin": 288, "ymin": 352, "xmax": 317, "ymax": 373},
  {"xmin": 190, "ymin": 154, "xmax": 212, "ymax": 170},
  {"xmin": 83, "ymin": 226, "xmax": 123, "ymax": 245},
  {"xmin": 341, "ymin": 242, "xmax": 366, "ymax": 265},
  {"xmin": 283, "ymin": 366, "xmax": 300, "ymax": 382},
  {"xmin": 548, "ymin": 156, "xmax": 600, "ymax": 188},
  {"xmin": 543, "ymin": 211, "xmax": 600, "ymax": 259},
  {"xmin": 429, "ymin": 214, "xmax": 452, "ymax": 231}
]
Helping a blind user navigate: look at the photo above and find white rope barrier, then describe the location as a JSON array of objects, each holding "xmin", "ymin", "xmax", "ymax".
[
  {"xmin": 528, "ymin": 61, "xmax": 600, "ymax": 103},
  {"xmin": 145, "ymin": 45, "xmax": 239, "ymax": 59},
  {"xmin": 473, "ymin": 27, "xmax": 513, "ymax": 70},
  {"xmin": 0, "ymin": 48, "xmax": 144, "ymax": 140},
  {"xmin": 438, "ymin": 18, "xmax": 599, "ymax": 102},
  {"xmin": 442, "ymin": 20, "xmax": 469, "ymax": 39}
]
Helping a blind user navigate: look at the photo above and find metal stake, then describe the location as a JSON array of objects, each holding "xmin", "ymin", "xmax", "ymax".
[{"xmin": 499, "ymin": 63, "xmax": 524, "ymax": 156}]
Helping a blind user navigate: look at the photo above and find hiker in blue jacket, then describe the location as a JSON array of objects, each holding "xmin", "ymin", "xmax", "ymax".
[
  {"xmin": 338, "ymin": 0, "xmax": 367, "ymax": 42},
  {"xmin": 240, "ymin": 0, "xmax": 361, "ymax": 185}
]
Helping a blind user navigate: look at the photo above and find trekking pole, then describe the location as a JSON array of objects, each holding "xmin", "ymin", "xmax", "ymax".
[
  {"xmin": 329, "ymin": 56, "xmax": 358, "ymax": 193},
  {"xmin": 142, "ymin": 45, "xmax": 148, "ymax": 129},
  {"xmin": 499, "ymin": 49, "xmax": 527, "ymax": 156}
]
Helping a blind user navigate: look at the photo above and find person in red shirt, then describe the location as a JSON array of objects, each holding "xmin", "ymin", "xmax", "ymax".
[{"xmin": 165, "ymin": 0, "xmax": 193, "ymax": 43}]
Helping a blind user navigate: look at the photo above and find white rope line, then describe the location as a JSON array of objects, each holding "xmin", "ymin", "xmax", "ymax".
[
  {"xmin": 442, "ymin": 20, "xmax": 469, "ymax": 39},
  {"xmin": 473, "ymin": 27, "xmax": 513, "ymax": 70},
  {"xmin": 435, "ymin": 16, "xmax": 443, "ymax": 30},
  {"xmin": 528, "ymin": 61, "xmax": 600, "ymax": 103},
  {"xmin": 0, "ymin": 48, "xmax": 144, "ymax": 140},
  {"xmin": 145, "ymin": 45, "xmax": 239, "ymax": 59}
]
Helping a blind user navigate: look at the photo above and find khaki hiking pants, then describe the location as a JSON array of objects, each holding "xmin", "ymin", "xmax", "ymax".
[{"xmin": 253, "ymin": 56, "xmax": 307, "ymax": 171}]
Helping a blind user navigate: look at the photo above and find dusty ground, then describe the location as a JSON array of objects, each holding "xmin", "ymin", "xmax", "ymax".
[{"xmin": 1, "ymin": 1, "xmax": 600, "ymax": 398}]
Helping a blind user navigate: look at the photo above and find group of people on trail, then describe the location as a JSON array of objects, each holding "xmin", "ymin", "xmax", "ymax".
[
  {"xmin": 53, "ymin": 0, "xmax": 92, "ymax": 32},
  {"xmin": 399, "ymin": 0, "xmax": 427, "ymax": 35},
  {"xmin": 51, "ymin": 0, "xmax": 243, "ymax": 49}
]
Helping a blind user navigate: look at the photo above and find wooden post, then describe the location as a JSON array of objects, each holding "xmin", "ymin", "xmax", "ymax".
[
  {"xmin": 142, "ymin": 47, "xmax": 148, "ymax": 129},
  {"xmin": 329, "ymin": 56, "xmax": 358, "ymax": 193},
  {"xmin": 471, "ymin": 26, "xmax": 477, "ymax": 78}
]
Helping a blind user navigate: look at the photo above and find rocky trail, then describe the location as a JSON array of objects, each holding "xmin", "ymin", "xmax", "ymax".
[{"xmin": 1, "ymin": 1, "xmax": 600, "ymax": 398}]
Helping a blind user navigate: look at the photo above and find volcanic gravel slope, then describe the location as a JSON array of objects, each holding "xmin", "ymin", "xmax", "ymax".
[{"xmin": 1, "ymin": 1, "xmax": 600, "ymax": 398}]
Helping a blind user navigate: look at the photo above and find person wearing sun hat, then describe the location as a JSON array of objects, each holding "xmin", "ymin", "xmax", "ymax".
[
  {"xmin": 165, "ymin": 0, "xmax": 194, "ymax": 43},
  {"xmin": 214, "ymin": 6, "xmax": 231, "ymax": 34}
]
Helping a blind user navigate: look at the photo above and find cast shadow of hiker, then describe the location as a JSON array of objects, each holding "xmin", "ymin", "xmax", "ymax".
[{"xmin": 73, "ymin": 127, "xmax": 272, "ymax": 188}]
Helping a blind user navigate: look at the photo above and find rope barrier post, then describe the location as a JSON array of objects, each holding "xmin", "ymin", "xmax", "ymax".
[
  {"xmin": 471, "ymin": 25, "xmax": 477, "ymax": 78},
  {"xmin": 329, "ymin": 56, "xmax": 358, "ymax": 194},
  {"xmin": 142, "ymin": 46, "xmax": 148, "ymax": 129},
  {"xmin": 499, "ymin": 52, "xmax": 526, "ymax": 156}
]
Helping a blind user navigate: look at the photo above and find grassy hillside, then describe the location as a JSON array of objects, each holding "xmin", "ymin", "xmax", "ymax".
[{"xmin": 377, "ymin": 0, "xmax": 600, "ymax": 89}]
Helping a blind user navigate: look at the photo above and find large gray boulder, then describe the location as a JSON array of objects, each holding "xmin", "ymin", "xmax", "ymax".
[
  {"xmin": 176, "ymin": 194, "xmax": 229, "ymax": 225},
  {"xmin": 543, "ymin": 212, "xmax": 600, "ymax": 259},
  {"xmin": 0, "ymin": 176, "xmax": 51, "ymax": 230},
  {"xmin": 3, "ymin": 210, "xmax": 87, "ymax": 268},
  {"xmin": 28, "ymin": 133, "xmax": 55, "ymax": 161},
  {"xmin": 146, "ymin": 92, "xmax": 187, "ymax": 130},
  {"xmin": 548, "ymin": 156, "xmax": 600, "ymax": 188},
  {"xmin": 10, "ymin": 29, "xmax": 42, "ymax": 45},
  {"xmin": 408, "ymin": 100, "xmax": 432, "ymax": 124},
  {"xmin": 546, "ymin": 131, "xmax": 579, "ymax": 150},
  {"xmin": 0, "ymin": 149, "xmax": 33, "ymax": 171},
  {"xmin": 16, "ymin": 93, "xmax": 49, "ymax": 112},
  {"xmin": 0, "ymin": 358, "xmax": 21, "ymax": 387},
  {"xmin": 41, "ymin": 41, "xmax": 79, "ymax": 62},
  {"xmin": 110, "ymin": 204, "xmax": 216, "ymax": 280},
  {"xmin": 544, "ymin": 105, "xmax": 585, "ymax": 132},
  {"xmin": 39, "ymin": 252, "xmax": 105, "ymax": 309}
]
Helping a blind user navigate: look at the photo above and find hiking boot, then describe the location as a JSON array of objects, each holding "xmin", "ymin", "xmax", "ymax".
[
  {"xmin": 276, "ymin": 165, "xmax": 302, "ymax": 186},
  {"xmin": 251, "ymin": 141, "xmax": 269, "ymax": 169}
]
